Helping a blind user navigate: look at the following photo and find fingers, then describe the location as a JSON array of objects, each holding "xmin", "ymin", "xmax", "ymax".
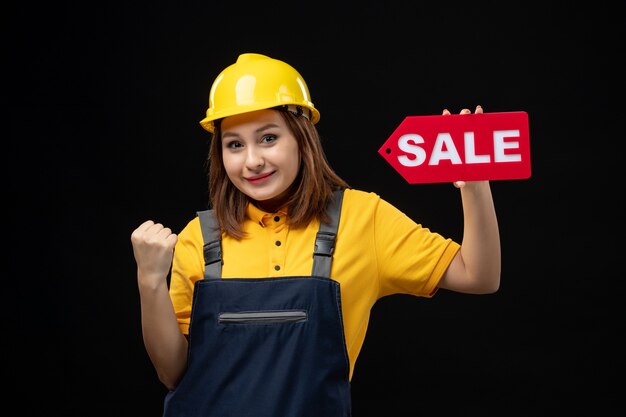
[
  {"xmin": 131, "ymin": 220, "xmax": 177, "ymax": 250},
  {"xmin": 442, "ymin": 105, "xmax": 483, "ymax": 115},
  {"xmin": 131, "ymin": 220, "xmax": 157, "ymax": 243},
  {"xmin": 133, "ymin": 219, "xmax": 155, "ymax": 235}
]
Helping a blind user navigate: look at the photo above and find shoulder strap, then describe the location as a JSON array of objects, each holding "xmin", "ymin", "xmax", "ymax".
[
  {"xmin": 196, "ymin": 188, "xmax": 345, "ymax": 280},
  {"xmin": 197, "ymin": 209, "xmax": 222, "ymax": 279},
  {"xmin": 311, "ymin": 188, "xmax": 344, "ymax": 278}
]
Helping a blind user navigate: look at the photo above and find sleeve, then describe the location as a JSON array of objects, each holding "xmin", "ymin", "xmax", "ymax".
[
  {"xmin": 374, "ymin": 196, "xmax": 460, "ymax": 298},
  {"xmin": 169, "ymin": 216, "xmax": 205, "ymax": 335}
]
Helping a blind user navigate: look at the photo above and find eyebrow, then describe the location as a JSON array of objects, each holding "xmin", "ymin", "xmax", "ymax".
[{"xmin": 222, "ymin": 123, "xmax": 281, "ymax": 139}]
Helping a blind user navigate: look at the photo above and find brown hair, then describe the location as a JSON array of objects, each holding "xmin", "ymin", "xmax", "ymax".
[{"xmin": 207, "ymin": 109, "xmax": 349, "ymax": 239}]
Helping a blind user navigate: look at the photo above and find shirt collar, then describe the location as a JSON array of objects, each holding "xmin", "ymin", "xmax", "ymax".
[{"xmin": 246, "ymin": 203, "xmax": 288, "ymax": 227}]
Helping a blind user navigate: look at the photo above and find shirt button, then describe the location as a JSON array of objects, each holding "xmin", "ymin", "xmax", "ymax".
[
  {"xmin": 274, "ymin": 265, "xmax": 281, "ymax": 271},
  {"xmin": 274, "ymin": 216, "xmax": 280, "ymax": 222},
  {"xmin": 275, "ymin": 240, "xmax": 281, "ymax": 246}
]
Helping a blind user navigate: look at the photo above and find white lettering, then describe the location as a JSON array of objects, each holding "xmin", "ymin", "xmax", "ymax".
[
  {"xmin": 494, "ymin": 130, "xmax": 522, "ymax": 162},
  {"xmin": 429, "ymin": 133, "xmax": 462, "ymax": 165},
  {"xmin": 464, "ymin": 132, "xmax": 491, "ymax": 164},
  {"xmin": 397, "ymin": 134, "xmax": 427, "ymax": 167},
  {"xmin": 396, "ymin": 130, "xmax": 523, "ymax": 168}
]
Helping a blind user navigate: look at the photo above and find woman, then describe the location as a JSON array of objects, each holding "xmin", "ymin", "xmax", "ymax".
[{"xmin": 131, "ymin": 53, "xmax": 500, "ymax": 417}]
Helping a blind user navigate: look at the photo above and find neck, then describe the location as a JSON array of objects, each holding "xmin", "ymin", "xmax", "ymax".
[{"xmin": 254, "ymin": 199, "xmax": 286, "ymax": 213}]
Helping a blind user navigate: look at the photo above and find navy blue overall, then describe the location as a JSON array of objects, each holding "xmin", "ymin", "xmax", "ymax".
[{"xmin": 162, "ymin": 190, "xmax": 352, "ymax": 417}]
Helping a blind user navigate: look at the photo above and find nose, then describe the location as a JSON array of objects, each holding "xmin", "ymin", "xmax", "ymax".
[{"xmin": 245, "ymin": 146, "xmax": 264, "ymax": 170}]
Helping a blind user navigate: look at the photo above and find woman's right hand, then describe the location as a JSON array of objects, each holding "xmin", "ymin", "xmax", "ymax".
[{"xmin": 130, "ymin": 220, "xmax": 178, "ymax": 289}]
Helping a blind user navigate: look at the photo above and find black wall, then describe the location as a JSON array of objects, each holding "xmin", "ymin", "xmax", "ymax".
[{"xmin": 8, "ymin": 2, "xmax": 623, "ymax": 415}]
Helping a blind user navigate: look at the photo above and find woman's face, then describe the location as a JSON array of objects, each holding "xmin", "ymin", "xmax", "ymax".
[{"xmin": 221, "ymin": 109, "xmax": 300, "ymax": 211}]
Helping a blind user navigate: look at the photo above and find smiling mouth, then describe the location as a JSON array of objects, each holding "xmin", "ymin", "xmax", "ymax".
[{"xmin": 246, "ymin": 172, "xmax": 274, "ymax": 183}]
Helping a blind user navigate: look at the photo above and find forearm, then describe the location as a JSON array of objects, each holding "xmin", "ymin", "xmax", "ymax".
[
  {"xmin": 138, "ymin": 274, "xmax": 189, "ymax": 390},
  {"xmin": 458, "ymin": 181, "xmax": 501, "ymax": 293}
]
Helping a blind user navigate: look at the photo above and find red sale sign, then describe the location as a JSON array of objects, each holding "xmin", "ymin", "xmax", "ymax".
[{"xmin": 378, "ymin": 111, "xmax": 531, "ymax": 184}]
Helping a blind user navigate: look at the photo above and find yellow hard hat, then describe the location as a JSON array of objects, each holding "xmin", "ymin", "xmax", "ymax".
[{"xmin": 199, "ymin": 53, "xmax": 320, "ymax": 133}]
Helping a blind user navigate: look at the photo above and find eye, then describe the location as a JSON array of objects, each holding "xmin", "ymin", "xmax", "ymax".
[
  {"xmin": 260, "ymin": 134, "xmax": 277, "ymax": 144},
  {"xmin": 225, "ymin": 140, "xmax": 243, "ymax": 149}
]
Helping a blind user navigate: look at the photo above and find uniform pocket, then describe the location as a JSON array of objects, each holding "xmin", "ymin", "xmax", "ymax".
[{"xmin": 218, "ymin": 310, "xmax": 308, "ymax": 324}]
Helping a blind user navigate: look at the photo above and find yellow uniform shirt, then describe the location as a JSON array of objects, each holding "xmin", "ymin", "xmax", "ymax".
[{"xmin": 170, "ymin": 188, "xmax": 460, "ymax": 380}]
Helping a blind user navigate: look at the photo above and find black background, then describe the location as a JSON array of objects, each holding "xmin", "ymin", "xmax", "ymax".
[{"xmin": 8, "ymin": 2, "xmax": 624, "ymax": 416}]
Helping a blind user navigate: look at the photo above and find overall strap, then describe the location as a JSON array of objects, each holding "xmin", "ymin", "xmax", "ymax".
[
  {"xmin": 197, "ymin": 209, "xmax": 222, "ymax": 279},
  {"xmin": 196, "ymin": 188, "xmax": 345, "ymax": 280},
  {"xmin": 311, "ymin": 188, "xmax": 344, "ymax": 278}
]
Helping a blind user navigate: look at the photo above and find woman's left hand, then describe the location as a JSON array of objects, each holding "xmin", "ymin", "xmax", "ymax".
[{"xmin": 442, "ymin": 105, "xmax": 483, "ymax": 189}]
